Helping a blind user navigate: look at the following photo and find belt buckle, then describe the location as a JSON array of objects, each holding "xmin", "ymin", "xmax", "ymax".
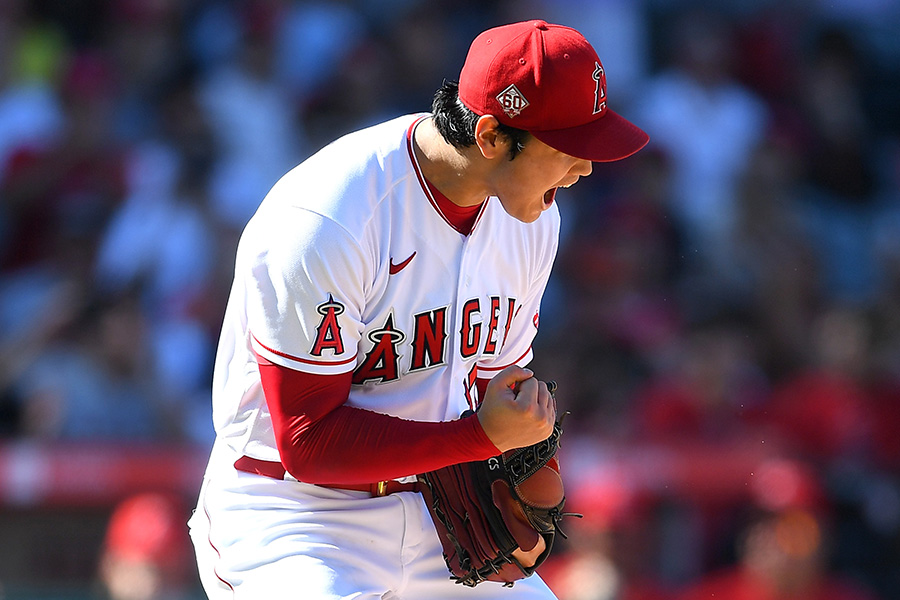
[{"xmin": 375, "ymin": 481, "xmax": 388, "ymax": 496}]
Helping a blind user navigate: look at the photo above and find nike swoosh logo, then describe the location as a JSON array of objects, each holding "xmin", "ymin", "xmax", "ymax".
[{"xmin": 389, "ymin": 251, "xmax": 417, "ymax": 275}]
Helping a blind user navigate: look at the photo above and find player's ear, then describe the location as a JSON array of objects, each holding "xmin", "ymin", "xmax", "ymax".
[{"xmin": 473, "ymin": 115, "xmax": 507, "ymax": 160}]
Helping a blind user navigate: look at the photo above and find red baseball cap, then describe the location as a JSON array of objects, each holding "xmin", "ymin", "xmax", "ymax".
[{"xmin": 459, "ymin": 20, "xmax": 649, "ymax": 162}]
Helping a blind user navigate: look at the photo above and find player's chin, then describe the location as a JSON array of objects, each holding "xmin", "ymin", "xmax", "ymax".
[
  {"xmin": 502, "ymin": 190, "xmax": 556, "ymax": 223},
  {"xmin": 518, "ymin": 189, "xmax": 557, "ymax": 223}
]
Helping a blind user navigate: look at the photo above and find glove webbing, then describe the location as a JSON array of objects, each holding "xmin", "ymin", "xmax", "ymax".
[{"xmin": 503, "ymin": 418, "xmax": 562, "ymax": 487}]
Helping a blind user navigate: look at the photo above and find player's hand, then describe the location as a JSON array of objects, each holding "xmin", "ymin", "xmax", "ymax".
[{"xmin": 476, "ymin": 366, "xmax": 556, "ymax": 453}]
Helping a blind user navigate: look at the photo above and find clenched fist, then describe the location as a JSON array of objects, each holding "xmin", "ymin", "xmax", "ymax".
[{"xmin": 475, "ymin": 365, "xmax": 556, "ymax": 452}]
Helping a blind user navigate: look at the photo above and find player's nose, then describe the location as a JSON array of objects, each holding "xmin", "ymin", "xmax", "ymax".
[{"xmin": 572, "ymin": 159, "xmax": 592, "ymax": 177}]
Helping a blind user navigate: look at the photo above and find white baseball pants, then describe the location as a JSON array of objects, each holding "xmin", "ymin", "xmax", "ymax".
[{"xmin": 188, "ymin": 467, "xmax": 558, "ymax": 600}]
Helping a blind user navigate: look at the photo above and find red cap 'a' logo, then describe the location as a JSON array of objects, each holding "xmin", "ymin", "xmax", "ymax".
[
  {"xmin": 592, "ymin": 62, "xmax": 607, "ymax": 116},
  {"xmin": 496, "ymin": 84, "xmax": 530, "ymax": 118}
]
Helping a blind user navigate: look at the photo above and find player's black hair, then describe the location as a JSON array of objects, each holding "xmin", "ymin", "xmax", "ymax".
[{"xmin": 432, "ymin": 80, "xmax": 529, "ymax": 160}]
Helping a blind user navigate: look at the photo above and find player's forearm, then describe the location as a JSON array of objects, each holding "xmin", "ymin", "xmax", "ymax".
[
  {"xmin": 280, "ymin": 406, "xmax": 498, "ymax": 484},
  {"xmin": 258, "ymin": 358, "xmax": 499, "ymax": 484}
]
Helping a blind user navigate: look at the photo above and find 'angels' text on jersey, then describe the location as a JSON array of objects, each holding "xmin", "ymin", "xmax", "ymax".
[{"xmin": 311, "ymin": 295, "xmax": 520, "ymax": 385}]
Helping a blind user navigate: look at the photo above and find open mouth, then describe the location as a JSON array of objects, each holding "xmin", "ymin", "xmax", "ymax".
[{"xmin": 543, "ymin": 188, "xmax": 557, "ymax": 207}]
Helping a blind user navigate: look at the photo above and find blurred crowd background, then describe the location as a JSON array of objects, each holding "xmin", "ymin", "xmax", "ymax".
[{"xmin": 0, "ymin": 0, "xmax": 898, "ymax": 598}]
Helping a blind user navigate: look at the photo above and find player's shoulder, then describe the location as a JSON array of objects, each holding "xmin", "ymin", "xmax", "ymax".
[
  {"xmin": 250, "ymin": 114, "xmax": 421, "ymax": 226},
  {"xmin": 270, "ymin": 114, "xmax": 421, "ymax": 202},
  {"xmin": 307, "ymin": 113, "xmax": 423, "ymax": 175},
  {"xmin": 335, "ymin": 114, "xmax": 425, "ymax": 153}
]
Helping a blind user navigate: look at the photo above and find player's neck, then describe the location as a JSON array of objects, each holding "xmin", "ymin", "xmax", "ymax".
[{"xmin": 413, "ymin": 118, "xmax": 491, "ymax": 208}]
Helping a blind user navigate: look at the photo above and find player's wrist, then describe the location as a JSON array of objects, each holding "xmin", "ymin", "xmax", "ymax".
[{"xmin": 464, "ymin": 410, "xmax": 502, "ymax": 455}]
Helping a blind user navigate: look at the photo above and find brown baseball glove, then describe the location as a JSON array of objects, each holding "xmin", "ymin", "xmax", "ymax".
[{"xmin": 418, "ymin": 382, "xmax": 579, "ymax": 587}]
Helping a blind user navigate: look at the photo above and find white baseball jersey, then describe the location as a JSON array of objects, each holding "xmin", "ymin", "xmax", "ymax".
[
  {"xmin": 208, "ymin": 113, "xmax": 560, "ymax": 469},
  {"xmin": 191, "ymin": 113, "xmax": 563, "ymax": 600}
]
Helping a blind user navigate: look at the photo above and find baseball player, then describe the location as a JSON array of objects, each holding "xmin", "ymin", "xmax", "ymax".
[{"xmin": 188, "ymin": 19, "xmax": 648, "ymax": 599}]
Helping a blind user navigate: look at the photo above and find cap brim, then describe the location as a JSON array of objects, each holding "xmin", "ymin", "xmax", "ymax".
[{"xmin": 530, "ymin": 109, "xmax": 649, "ymax": 162}]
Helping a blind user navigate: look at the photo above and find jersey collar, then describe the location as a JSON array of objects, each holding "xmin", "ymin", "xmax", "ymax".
[{"xmin": 407, "ymin": 116, "xmax": 488, "ymax": 236}]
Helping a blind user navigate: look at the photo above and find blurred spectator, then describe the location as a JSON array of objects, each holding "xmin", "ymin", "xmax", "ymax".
[
  {"xmin": 730, "ymin": 138, "xmax": 821, "ymax": 377},
  {"xmin": 197, "ymin": 5, "xmax": 306, "ymax": 230},
  {"xmin": 97, "ymin": 492, "xmax": 196, "ymax": 600},
  {"xmin": 632, "ymin": 7, "xmax": 769, "ymax": 296},
  {"xmin": 752, "ymin": 307, "xmax": 875, "ymax": 465},
  {"xmin": 0, "ymin": 7, "xmax": 65, "ymax": 191},
  {"xmin": 11, "ymin": 289, "xmax": 169, "ymax": 440},
  {"xmin": 541, "ymin": 525, "xmax": 672, "ymax": 600},
  {"xmin": 0, "ymin": 270, "xmax": 84, "ymax": 435},
  {"xmin": 674, "ymin": 458, "xmax": 885, "ymax": 600},
  {"xmin": 628, "ymin": 320, "xmax": 769, "ymax": 445},
  {"xmin": 676, "ymin": 506, "xmax": 881, "ymax": 600},
  {"xmin": 271, "ymin": 0, "xmax": 370, "ymax": 108},
  {"xmin": 800, "ymin": 28, "xmax": 875, "ymax": 203},
  {"xmin": 94, "ymin": 143, "xmax": 215, "ymax": 318},
  {"xmin": 92, "ymin": 146, "xmax": 218, "ymax": 443},
  {"xmin": 541, "ymin": 447, "xmax": 671, "ymax": 600},
  {"xmin": 104, "ymin": 0, "xmax": 187, "ymax": 143},
  {"xmin": 1, "ymin": 47, "xmax": 127, "ymax": 273},
  {"xmin": 537, "ymin": 149, "xmax": 682, "ymax": 431},
  {"xmin": 794, "ymin": 27, "xmax": 883, "ymax": 304}
]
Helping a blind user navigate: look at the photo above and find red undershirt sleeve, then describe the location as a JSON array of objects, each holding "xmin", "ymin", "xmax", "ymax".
[{"xmin": 257, "ymin": 358, "xmax": 500, "ymax": 484}]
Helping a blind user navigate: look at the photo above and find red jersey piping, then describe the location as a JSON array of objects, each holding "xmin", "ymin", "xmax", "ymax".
[
  {"xmin": 251, "ymin": 333, "xmax": 358, "ymax": 366},
  {"xmin": 406, "ymin": 117, "xmax": 488, "ymax": 235}
]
